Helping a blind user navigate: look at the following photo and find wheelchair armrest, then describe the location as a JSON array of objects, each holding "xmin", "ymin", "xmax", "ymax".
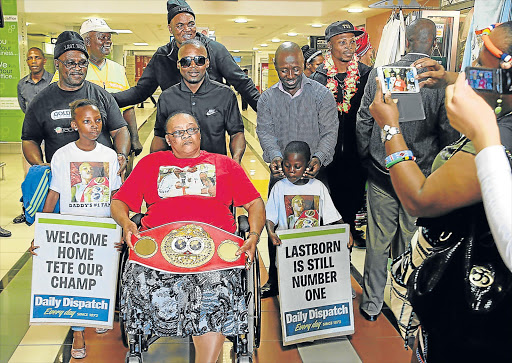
[
  {"xmin": 130, "ymin": 213, "xmax": 145, "ymax": 228},
  {"xmin": 238, "ymin": 215, "xmax": 250, "ymax": 234}
]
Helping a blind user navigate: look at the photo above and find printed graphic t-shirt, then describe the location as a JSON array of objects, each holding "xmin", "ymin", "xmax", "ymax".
[
  {"xmin": 21, "ymin": 81, "xmax": 127, "ymax": 162},
  {"xmin": 114, "ymin": 150, "xmax": 261, "ymax": 233},
  {"xmin": 50, "ymin": 142, "xmax": 121, "ymax": 217},
  {"xmin": 266, "ymin": 178, "xmax": 341, "ymax": 231}
]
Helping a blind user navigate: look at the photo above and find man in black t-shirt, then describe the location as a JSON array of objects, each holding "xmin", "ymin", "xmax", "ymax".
[
  {"xmin": 150, "ymin": 39, "xmax": 245, "ymax": 164},
  {"xmin": 21, "ymin": 31, "xmax": 130, "ymax": 170}
]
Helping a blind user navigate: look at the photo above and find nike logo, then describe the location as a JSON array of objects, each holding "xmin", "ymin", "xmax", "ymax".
[{"xmin": 206, "ymin": 109, "xmax": 217, "ymax": 116}]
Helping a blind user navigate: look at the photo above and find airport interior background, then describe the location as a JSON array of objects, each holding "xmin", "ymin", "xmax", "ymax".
[{"xmin": 0, "ymin": 0, "xmax": 490, "ymax": 362}]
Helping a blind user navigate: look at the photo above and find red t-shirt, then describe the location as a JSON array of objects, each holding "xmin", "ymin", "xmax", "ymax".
[{"xmin": 114, "ymin": 150, "xmax": 260, "ymax": 233}]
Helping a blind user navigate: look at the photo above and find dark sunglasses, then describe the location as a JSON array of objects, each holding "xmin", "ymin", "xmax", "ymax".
[{"xmin": 178, "ymin": 56, "xmax": 207, "ymax": 68}]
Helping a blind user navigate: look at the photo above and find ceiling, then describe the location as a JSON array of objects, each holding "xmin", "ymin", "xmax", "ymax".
[{"xmin": 21, "ymin": 0, "xmax": 407, "ymax": 53}]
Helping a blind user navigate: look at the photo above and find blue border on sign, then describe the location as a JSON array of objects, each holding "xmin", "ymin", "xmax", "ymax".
[{"xmin": 284, "ymin": 302, "xmax": 351, "ymax": 337}]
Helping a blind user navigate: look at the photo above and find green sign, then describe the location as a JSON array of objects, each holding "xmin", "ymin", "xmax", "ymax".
[{"xmin": 0, "ymin": 0, "xmax": 24, "ymax": 142}]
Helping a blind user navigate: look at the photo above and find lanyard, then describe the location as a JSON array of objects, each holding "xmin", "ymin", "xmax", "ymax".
[{"xmin": 90, "ymin": 60, "xmax": 109, "ymax": 89}]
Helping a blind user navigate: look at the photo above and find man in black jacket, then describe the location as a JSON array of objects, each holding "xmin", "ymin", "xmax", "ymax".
[{"xmin": 113, "ymin": 0, "xmax": 260, "ymax": 111}]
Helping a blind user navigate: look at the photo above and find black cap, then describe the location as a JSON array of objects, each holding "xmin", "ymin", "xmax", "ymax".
[
  {"xmin": 325, "ymin": 20, "xmax": 364, "ymax": 42},
  {"xmin": 301, "ymin": 45, "xmax": 322, "ymax": 64},
  {"xmin": 167, "ymin": 0, "xmax": 195, "ymax": 24},
  {"xmin": 54, "ymin": 31, "xmax": 89, "ymax": 59}
]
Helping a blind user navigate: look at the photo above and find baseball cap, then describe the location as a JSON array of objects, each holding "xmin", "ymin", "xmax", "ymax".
[
  {"xmin": 80, "ymin": 18, "xmax": 116, "ymax": 36},
  {"xmin": 325, "ymin": 20, "xmax": 364, "ymax": 42}
]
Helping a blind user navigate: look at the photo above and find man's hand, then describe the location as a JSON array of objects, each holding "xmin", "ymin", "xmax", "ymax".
[
  {"xmin": 131, "ymin": 139, "xmax": 143, "ymax": 156},
  {"xmin": 412, "ymin": 57, "xmax": 451, "ymax": 89},
  {"xmin": 269, "ymin": 233, "xmax": 282, "ymax": 246},
  {"xmin": 369, "ymin": 78, "xmax": 400, "ymax": 129},
  {"xmin": 270, "ymin": 157, "xmax": 284, "ymax": 178},
  {"xmin": 117, "ymin": 154, "xmax": 128, "ymax": 175},
  {"xmin": 304, "ymin": 157, "xmax": 321, "ymax": 178}
]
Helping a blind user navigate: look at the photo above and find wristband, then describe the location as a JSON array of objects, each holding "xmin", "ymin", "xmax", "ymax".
[
  {"xmin": 386, "ymin": 156, "xmax": 416, "ymax": 170},
  {"xmin": 118, "ymin": 153, "xmax": 128, "ymax": 159},
  {"xmin": 248, "ymin": 231, "xmax": 260, "ymax": 242},
  {"xmin": 385, "ymin": 150, "xmax": 414, "ymax": 165}
]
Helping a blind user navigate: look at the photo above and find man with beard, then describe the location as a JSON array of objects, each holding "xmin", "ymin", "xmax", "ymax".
[
  {"xmin": 311, "ymin": 20, "xmax": 372, "ymax": 248},
  {"xmin": 256, "ymin": 41, "xmax": 338, "ymax": 297},
  {"xmin": 51, "ymin": 18, "xmax": 142, "ymax": 157},
  {"xmin": 151, "ymin": 39, "xmax": 245, "ymax": 164},
  {"xmin": 21, "ymin": 31, "xmax": 130, "ymax": 172},
  {"xmin": 113, "ymin": 0, "xmax": 259, "ymax": 111}
]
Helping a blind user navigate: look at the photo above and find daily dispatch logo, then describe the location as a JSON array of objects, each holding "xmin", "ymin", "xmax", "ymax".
[
  {"xmin": 284, "ymin": 303, "xmax": 350, "ymax": 336},
  {"xmin": 33, "ymin": 295, "xmax": 110, "ymax": 320}
]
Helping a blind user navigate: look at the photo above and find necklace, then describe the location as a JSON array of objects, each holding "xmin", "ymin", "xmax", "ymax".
[
  {"xmin": 323, "ymin": 52, "xmax": 360, "ymax": 113},
  {"xmin": 90, "ymin": 60, "xmax": 109, "ymax": 89}
]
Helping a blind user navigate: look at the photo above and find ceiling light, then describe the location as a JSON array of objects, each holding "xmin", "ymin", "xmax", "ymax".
[
  {"xmin": 347, "ymin": 8, "xmax": 363, "ymax": 13},
  {"xmin": 234, "ymin": 18, "xmax": 248, "ymax": 23},
  {"xmin": 26, "ymin": 22, "xmax": 32, "ymax": 26},
  {"xmin": 311, "ymin": 23, "xmax": 323, "ymax": 28},
  {"xmin": 260, "ymin": 43, "xmax": 268, "ymax": 47},
  {"xmin": 133, "ymin": 42, "xmax": 148, "ymax": 46},
  {"xmin": 287, "ymin": 32, "xmax": 298, "ymax": 37},
  {"xmin": 249, "ymin": 170, "xmax": 256, "ymax": 176},
  {"xmin": 252, "ymin": 47, "xmax": 259, "ymax": 50},
  {"xmin": 250, "ymin": 159, "xmax": 256, "ymax": 163},
  {"xmin": 112, "ymin": 29, "xmax": 133, "ymax": 34},
  {"xmin": 232, "ymin": 50, "xmax": 240, "ymax": 53},
  {"xmin": 271, "ymin": 38, "xmax": 280, "ymax": 43}
]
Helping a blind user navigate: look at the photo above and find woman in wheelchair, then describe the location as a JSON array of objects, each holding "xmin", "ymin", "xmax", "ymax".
[{"xmin": 111, "ymin": 111, "xmax": 265, "ymax": 363}]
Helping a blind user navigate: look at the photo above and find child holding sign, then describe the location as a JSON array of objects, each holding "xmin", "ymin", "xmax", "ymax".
[
  {"xmin": 265, "ymin": 141, "xmax": 353, "ymax": 297},
  {"xmin": 30, "ymin": 99, "xmax": 121, "ymax": 359}
]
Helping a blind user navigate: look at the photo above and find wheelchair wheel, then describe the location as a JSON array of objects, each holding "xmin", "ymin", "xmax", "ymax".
[
  {"xmin": 118, "ymin": 244, "xmax": 130, "ymax": 348},
  {"xmin": 247, "ymin": 249, "xmax": 261, "ymax": 351}
]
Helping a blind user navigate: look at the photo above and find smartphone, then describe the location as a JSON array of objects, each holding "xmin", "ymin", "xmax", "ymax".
[
  {"xmin": 377, "ymin": 66, "xmax": 420, "ymax": 94},
  {"xmin": 465, "ymin": 67, "xmax": 512, "ymax": 94}
]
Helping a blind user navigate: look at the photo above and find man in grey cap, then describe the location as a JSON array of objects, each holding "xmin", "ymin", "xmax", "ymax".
[
  {"xmin": 311, "ymin": 20, "xmax": 372, "ymax": 249},
  {"xmin": 22, "ymin": 31, "xmax": 130, "ymax": 171},
  {"xmin": 113, "ymin": 0, "xmax": 260, "ymax": 112}
]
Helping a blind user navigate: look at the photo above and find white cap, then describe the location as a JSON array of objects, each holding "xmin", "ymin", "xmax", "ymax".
[{"xmin": 80, "ymin": 18, "xmax": 116, "ymax": 36}]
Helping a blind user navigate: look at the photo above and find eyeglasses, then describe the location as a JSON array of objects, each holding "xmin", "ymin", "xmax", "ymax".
[
  {"xmin": 175, "ymin": 21, "xmax": 195, "ymax": 31},
  {"xmin": 57, "ymin": 59, "xmax": 89, "ymax": 69},
  {"xmin": 337, "ymin": 38, "xmax": 357, "ymax": 48},
  {"xmin": 166, "ymin": 127, "xmax": 200, "ymax": 138},
  {"xmin": 95, "ymin": 33, "xmax": 112, "ymax": 42},
  {"xmin": 178, "ymin": 56, "xmax": 207, "ymax": 68}
]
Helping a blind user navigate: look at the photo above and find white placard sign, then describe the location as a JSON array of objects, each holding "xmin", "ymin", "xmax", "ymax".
[
  {"xmin": 277, "ymin": 225, "xmax": 354, "ymax": 345},
  {"xmin": 30, "ymin": 213, "xmax": 121, "ymax": 328}
]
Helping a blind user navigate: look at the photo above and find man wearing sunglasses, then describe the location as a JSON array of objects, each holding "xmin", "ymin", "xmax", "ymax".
[
  {"xmin": 112, "ymin": 0, "xmax": 259, "ymax": 112},
  {"xmin": 151, "ymin": 39, "xmax": 245, "ymax": 164},
  {"xmin": 21, "ymin": 31, "xmax": 130, "ymax": 172}
]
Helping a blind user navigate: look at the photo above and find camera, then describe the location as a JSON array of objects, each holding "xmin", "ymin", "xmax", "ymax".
[{"xmin": 465, "ymin": 66, "xmax": 512, "ymax": 94}]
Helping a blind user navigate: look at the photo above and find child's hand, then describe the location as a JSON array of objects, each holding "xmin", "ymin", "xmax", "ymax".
[
  {"xmin": 269, "ymin": 233, "xmax": 282, "ymax": 246},
  {"xmin": 114, "ymin": 240, "xmax": 125, "ymax": 252},
  {"xmin": 347, "ymin": 232, "xmax": 354, "ymax": 249},
  {"xmin": 30, "ymin": 239, "xmax": 40, "ymax": 256}
]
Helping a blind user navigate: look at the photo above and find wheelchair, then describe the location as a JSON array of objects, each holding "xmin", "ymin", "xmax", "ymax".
[{"xmin": 119, "ymin": 214, "xmax": 261, "ymax": 363}]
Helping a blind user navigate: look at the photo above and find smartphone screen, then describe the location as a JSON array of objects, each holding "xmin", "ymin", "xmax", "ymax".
[
  {"xmin": 377, "ymin": 66, "xmax": 420, "ymax": 94},
  {"xmin": 466, "ymin": 68, "xmax": 495, "ymax": 91}
]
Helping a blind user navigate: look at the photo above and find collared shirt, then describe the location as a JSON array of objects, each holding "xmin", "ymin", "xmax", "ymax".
[
  {"xmin": 277, "ymin": 80, "xmax": 303, "ymax": 99},
  {"xmin": 154, "ymin": 73, "xmax": 244, "ymax": 156},
  {"xmin": 17, "ymin": 70, "xmax": 53, "ymax": 113},
  {"xmin": 256, "ymin": 74, "xmax": 338, "ymax": 166}
]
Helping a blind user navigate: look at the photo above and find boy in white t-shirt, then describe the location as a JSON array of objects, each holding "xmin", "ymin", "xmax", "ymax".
[
  {"xmin": 31, "ymin": 99, "xmax": 121, "ymax": 359},
  {"xmin": 265, "ymin": 141, "xmax": 353, "ymax": 296}
]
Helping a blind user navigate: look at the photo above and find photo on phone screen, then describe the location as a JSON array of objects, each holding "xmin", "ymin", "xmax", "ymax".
[
  {"xmin": 467, "ymin": 68, "xmax": 494, "ymax": 91},
  {"xmin": 377, "ymin": 66, "xmax": 420, "ymax": 94}
]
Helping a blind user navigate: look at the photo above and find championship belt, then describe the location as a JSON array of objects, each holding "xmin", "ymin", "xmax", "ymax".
[{"xmin": 129, "ymin": 221, "xmax": 246, "ymax": 274}]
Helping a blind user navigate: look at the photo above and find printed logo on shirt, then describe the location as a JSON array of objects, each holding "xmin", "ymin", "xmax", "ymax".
[
  {"xmin": 206, "ymin": 109, "xmax": 217, "ymax": 116},
  {"xmin": 54, "ymin": 126, "xmax": 76, "ymax": 134},
  {"xmin": 51, "ymin": 109, "xmax": 71, "ymax": 120},
  {"xmin": 157, "ymin": 163, "xmax": 216, "ymax": 199},
  {"xmin": 285, "ymin": 195, "xmax": 320, "ymax": 229},
  {"xmin": 69, "ymin": 162, "xmax": 111, "ymax": 208}
]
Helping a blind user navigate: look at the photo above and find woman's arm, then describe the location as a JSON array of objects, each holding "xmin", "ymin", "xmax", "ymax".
[
  {"xmin": 110, "ymin": 199, "xmax": 140, "ymax": 249},
  {"xmin": 368, "ymin": 78, "xmax": 481, "ymax": 217},
  {"xmin": 237, "ymin": 197, "xmax": 266, "ymax": 263}
]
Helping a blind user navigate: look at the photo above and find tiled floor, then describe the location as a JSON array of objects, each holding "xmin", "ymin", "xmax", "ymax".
[{"xmin": 0, "ymin": 99, "xmax": 410, "ymax": 363}]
